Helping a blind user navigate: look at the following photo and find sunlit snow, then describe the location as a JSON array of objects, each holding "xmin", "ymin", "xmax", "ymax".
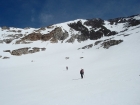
[{"xmin": 0, "ymin": 19, "xmax": 140, "ymax": 105}]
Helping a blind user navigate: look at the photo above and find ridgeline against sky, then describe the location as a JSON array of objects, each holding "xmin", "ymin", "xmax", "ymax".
[{"xmin": 0, "ymin": 0, "xmax": 140, "ymax": 28}]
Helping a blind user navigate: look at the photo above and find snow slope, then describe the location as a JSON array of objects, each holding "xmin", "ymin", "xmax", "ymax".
[{"xmin": 0, "ymin": 20, "xmax": 140, "ymax": 105}]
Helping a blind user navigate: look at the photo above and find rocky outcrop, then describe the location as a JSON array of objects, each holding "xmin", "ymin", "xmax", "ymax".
[
  {"xmin": 41, "ymin": 48, "xmax": 46, "ymax": 51},
  {"xmin": 15, "ymin": 40, "xmax": 32, "ymax": 44},
  {"xmin": 16, "ymin": 27, "xmax": 69, "ymax": 43},
  {"xmin": 32, "ymin": 47, "xmax": 40, "ymax": 52},
  {"xmin": 1, "ymin": 14, "xmax": 139, "ymax": 46},
  {"xmin": 68, "ymin": 21, "xmax": 89, "ymax": 41},
  {"xmin": 68, "ymin": 20, "xmax": 117, "ymax": 41},
  {"xmin": 108, "ymin": 14, "xmax": 140, "ymax": 27},
  {"xmin": 78, "ymin": 39, "xmax": 123, "ymax": 50},
  {"xmin": 95, "ymin": 39, "xmax": 123, "ymax": 49},
  {"xmin": 3, "ymin": 56, "xmax": 10, "ymax": 59},
  {"xmin": 28, "ymin": 48, "xmax": 40, "ymax": 54},
  {"xmin": 11, "ymin": 47, "xmax": 30, "ymax": 56},
  {"xmin": 3, "ymin": 50, "xmax": 11, "ymax": 53},
  {"xmin": 101, "ymin": 40, "xmax": 123, "ymax": 49},
  {"xmin": 94, "ymin": 40, "xmax": 103, "ymax": 46},
  {"xmin": 84, "ymin": 18, "xmax": 104, "ymax": 28},
  {"xmin": 7, "ymin": 34, "xmax": 23, "ymax": 39},
  {"xmin": 21, "ymin": 33, "xmax": 42, "ymax": 41},
  {"xmin": 50, "ymin": 28, "xmax": 68, "ymax": 42},
  {"xmin": 78, "ymin": 44, "xmax": 93, "ymax": 50},
  {"xmin": 0, "ymin": 34, "xmax": 23, "ymax": 44},
  {"xmin": 66, "ymin": 35, "xmax": 78, "ymax": 43},
  {"xmin": 6, "ymin": 47, "xmax": 46, "ymax": 56},
  {"xmin": 1, "ymin": 26, "xmax": 10, "ymax": 30},
  {"xmin": 129, "ymin": 19, "xmax": 140, "ymax": 26},
  {"xmin": 3, "ymin": 39, "xmax": 13, "ymax": 44},
  {"xmin": 0, "ymin": 14, "xmax": 139, "ymax": 58}
]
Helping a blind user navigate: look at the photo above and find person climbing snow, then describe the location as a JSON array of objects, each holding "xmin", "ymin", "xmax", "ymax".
[
  {"xmin": 80, "ymin": 69, "xmax": 84, "ymax": 79},
  {"xmin": 66, "ymin": 66, "xmax": 68, "ymax": 70}
]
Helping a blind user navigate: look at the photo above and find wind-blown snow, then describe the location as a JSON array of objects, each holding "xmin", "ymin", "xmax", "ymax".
[{"xmin": 0, "ymin": 22, "xmax": 140, "ymax": 105}]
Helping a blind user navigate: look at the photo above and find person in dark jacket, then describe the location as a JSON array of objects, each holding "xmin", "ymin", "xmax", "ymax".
[
  {"xmin": 66, "ymin": 66, "xmax": 68, "ymax": 70},
  {"xmin": 80, "ymin": 69, "xmax": 84, "ymax": 79}
]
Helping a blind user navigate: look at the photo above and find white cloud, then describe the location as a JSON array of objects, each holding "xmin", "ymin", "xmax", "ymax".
[{"xmin": 39, "ymin": 13, "xmax": 53, "ymax": 24}]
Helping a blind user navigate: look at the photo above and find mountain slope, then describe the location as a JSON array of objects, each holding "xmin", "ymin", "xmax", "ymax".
[{"xmin": 0, "ymin": 14, "xmax": 140, "ymax": 105}]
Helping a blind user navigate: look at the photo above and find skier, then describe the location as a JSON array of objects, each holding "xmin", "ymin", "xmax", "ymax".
[
  {"xmin": 80, "ymin": 69, "xmax": 84, "ymax": 79},
  {"xmin": 66, "ymin": 66, "xmax": 68, "ymax": 70}
]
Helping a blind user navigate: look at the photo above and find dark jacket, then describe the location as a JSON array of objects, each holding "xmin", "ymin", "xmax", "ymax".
[{"xmin": 80, "ymin": 69, "xmax": 84, "ymax": 74}]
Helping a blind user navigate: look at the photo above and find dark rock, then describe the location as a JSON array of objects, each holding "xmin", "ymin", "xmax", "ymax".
[
  {"xmin": 17, "ymin": 30, "xmax": 22, "ymax": 33},
  {"xmin": 3, "ymin": 50, "xmax": 11, "ymax": 53},
  {"xmin": 41, "ymin": 48, "xmax": 46, "ymax": 51},
  {"xmin": 22, "ymin": 33, "xmax": 42, "ymax": 41},
  {"xmin": 77, "ymin": 35, "xmax": 89, "ymax": 42},
  {"xmin": 66, "ymin": 35, "xmax": 78, "ymax": 43},
  {"xmin": 128, "ymin": 19, "xmax": 140, "ymax": 26},
  {"xmin": 84, "ymin": 18, "xmax": 104, "ymax": 28},
  {"xmin": 68, "ymin": 19, "xmax": 117, "ymax": 41},
  {"xmin": 50, "ymin": 27, "xmax": 68, "ymax": 42},
  {"xmin": 101, "ymin": 40, "xmax": 123, "ymax": 49},
  {"xmin": 28, "ymin": 50, "xmax": 35, "ymax": 54},
  {"xmin": 108, "ymin": 14, "xmax": 140, "ymax": 27},
  {"xmin": 32, "ymin": 47, "xmax": 40, "ymax": 52},
  {"xmin": 20, "ymin": 27, "xmax": 68, "ymax": 43},
  {"xmin": 94, "ymin": 40, "xmax": 103, "ymax": 45},
  {"xmin": 3, "ymin": 39, "xmax": 13, "ymax": 44},
  {"xmin": 11, "ymin": 47, "xmax": 30, "ymax": 56},
  {"xmin": 47, "ymin": 25, "xmax": 54, "ymax": 29},
  {"xmin": 68, "ymin": 21, "xmax": 89, "ymax": 41},
  {"xmin": 15, "ymin": 40, "xmax": 21, "ymax": 44},
  {"xmin": 3, "ymin": 56, "xmax": 10, "ymax": 59},
  {"xmin": 1, "ymin": 26, "xmax": 10, "ymax": 30},
  {"xmin": 78, "ymin": 44, "xmax": 93, "ymax": 49}
]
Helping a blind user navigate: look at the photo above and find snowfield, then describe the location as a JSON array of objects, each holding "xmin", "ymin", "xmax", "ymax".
[{"xmin": 0, "ymin": 23, "xmax": 140, "ymax": 105}]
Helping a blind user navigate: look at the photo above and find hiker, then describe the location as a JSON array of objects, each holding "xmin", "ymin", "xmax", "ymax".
[
  {"xmin": 66, "ymin": 66, "xmax": 68, "ymax": 70},
  {"xmin": 80, "ymin": 69, "xmax": 84, "ymax": 79}
]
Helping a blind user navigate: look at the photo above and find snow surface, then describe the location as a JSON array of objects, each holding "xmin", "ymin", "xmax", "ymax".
[{"xmin": 0, "ymin": 22, "xmax": 140, "ymax": 105}]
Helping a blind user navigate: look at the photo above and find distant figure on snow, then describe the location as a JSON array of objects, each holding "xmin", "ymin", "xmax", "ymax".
[
  {"xmin": 80, "ymin": 69, "xmax": 84, "ymax": 79},
  {"xmin": 66, "ymin": 66, "xmax": 68, "ymax": 70}
]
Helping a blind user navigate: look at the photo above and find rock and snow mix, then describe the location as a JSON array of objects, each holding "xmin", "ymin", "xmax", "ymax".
[{"xmin": 0, "ymin": 14, "xmax": 140, "ymax": 105}]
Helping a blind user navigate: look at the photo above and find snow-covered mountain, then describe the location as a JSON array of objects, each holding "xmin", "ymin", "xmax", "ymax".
[
  {"xmin": 0, "ymin": 14, "xmax": 140, "ymax": 105},
  {"xmin": 0, "ymin": 14, "xmax": 140, "ymax": 58}
]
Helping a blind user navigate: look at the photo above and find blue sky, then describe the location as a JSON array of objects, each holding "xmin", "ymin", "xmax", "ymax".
[{"xmin": 0, "ymin": 0, "xmax": 140, "ymax": 28}]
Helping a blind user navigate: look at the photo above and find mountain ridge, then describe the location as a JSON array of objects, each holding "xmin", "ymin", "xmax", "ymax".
[
  {"xmin": 0, "ymin": 14, "xmax": 140, "ymax": 57},
  {"xmin": 0, "ymin": 14, "xmax": 140, "ymax": 105}
]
